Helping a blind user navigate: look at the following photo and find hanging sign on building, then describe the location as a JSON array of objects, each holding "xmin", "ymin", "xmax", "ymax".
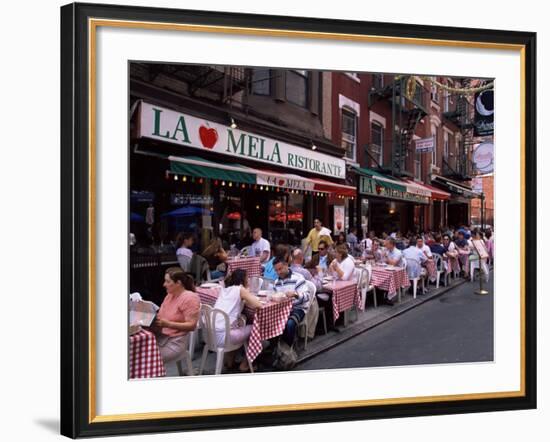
[
  {"xmin": 138, "ymin": 102, "xmax": 346, "ymax": 179},
  {"xmin": 472, "ymin": 142, "xmax": 494, "ymax": 174},
  {"xmin": 415, "ymin": 137, "xmax": 435, "ymax": 153},
  {"xmin": 256, "ymin": 174, "xmax": 315, "ymax": 191},
  {"xmin": 474, "ymin": 89, "xmax": 494, "ymax": 136},
  {"xmin": 334, "ymin": 205, "xmax": 345, "ymax": 234}
]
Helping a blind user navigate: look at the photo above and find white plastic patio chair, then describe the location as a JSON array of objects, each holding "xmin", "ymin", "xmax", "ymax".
[
  {"xmin": 238, "ymin": 246, "xmax": 251, "ymax": 257},
  {"xmin": 470, "ymin": 256, "xmax": 489, "ymax": 283},
  {"xmin": 350, "ymin": 267, "xmax": 371, "ymax": 321},
  {"xmin": 432, "ymin": 253, "xmax": 446, "ymax": 288},
  {"xmin": 404, "ymin": 257, "xmax": 426, "ymax": 300},
  {"xmin": 198, "ymin": 304, "xmax": 254, "ymax": 375},
  {"xmin": 173, "ymin": 333, "xmax": 194, "ymax": 376},
  {"xmin": 362, "ymin": 265, "xmax": 378, "ymax": 308}
]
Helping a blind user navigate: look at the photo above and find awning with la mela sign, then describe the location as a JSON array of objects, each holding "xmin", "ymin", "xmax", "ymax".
[
  {"xmin": 354, "ymin": 167, "xmax": 430, "ymax": 204},
  {"xmin": 138, "ymin": 101, "xmax": 346, "ymax": 180},
  {"xmin": 168, "ymin": 155, "xmax": 356, "ymax": 198}
]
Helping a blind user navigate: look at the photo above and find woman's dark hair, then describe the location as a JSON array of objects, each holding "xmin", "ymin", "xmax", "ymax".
[
  {"xmin": 202, "ymin": 237, "xmax": 223, "ymax": 258},
  {"xmin": 165, "ymin": 266, "xmax": 195, "ymax": 291},
  {"xmin": 175, "ymin": 232, "xmax": 193, "ymax": 249},
  {"xmin": 273, "ymin": 243, "xmax": 290, "ymax": 262},
  {"xmin": 337, "ymin": 232, "xmax": 346, "ymax": 242},
  {"xmin": 434, "ymin": 234, "xmax": 442, "ymax": 243},
  {"xmin": 485, "ymin": 229, "xmax": 493, "ymax": 239},
  {"xmin": 335, "ymin": 244, "xmax": 348, "ymax": 259},
  {"xmin": 224, "ymin": 268, "xmax": 248, "ymax": 288}
]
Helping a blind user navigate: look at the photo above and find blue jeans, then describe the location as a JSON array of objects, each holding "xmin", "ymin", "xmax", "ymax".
[
  {"xmin": 210, "ymin": 270, "xmax": 225, "ymax": 280},
  {"xmin": 281, "ymin": 308, "xmax": 306, "ymax": 346}
]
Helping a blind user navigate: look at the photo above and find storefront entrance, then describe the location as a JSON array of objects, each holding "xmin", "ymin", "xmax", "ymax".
[
  {"xmin": 448, "ymin": 201, "xmax": 470, "ymax": 228},
  {"xmin": 219, "ymin": 190, "xmax": 305, "ymax": 248},
  {"xmin": 368, "ymin": 200, "xmax": 415, "ymax": 236}
]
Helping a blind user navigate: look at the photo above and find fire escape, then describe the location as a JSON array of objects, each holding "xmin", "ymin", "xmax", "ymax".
[
  {"xmin": 441, "ymin": 81, "xmax": 475, "ymax": 181},
  {"xmin": 368, "ymin": 76, "xmax": 429, "ymax": 177},
  {"xmin": 142, "ymin": 63, "xmax": 250, "ymax": 107}
]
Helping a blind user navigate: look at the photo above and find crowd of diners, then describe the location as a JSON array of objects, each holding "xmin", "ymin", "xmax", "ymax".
[{"xmin": 146, "ymin": 219, "xmax": 493, "ymax": 372}]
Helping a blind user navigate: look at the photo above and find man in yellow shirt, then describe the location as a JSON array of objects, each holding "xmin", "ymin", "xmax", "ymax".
[{"xmin": 304, "ymin": 218, "xmax": 333, "ymax": 256}]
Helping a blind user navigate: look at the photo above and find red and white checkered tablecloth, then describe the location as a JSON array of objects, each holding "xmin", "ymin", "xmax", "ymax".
[
  {"xmin": 423, "ymin": 259, "xmax": 437, "ymax": 282},
  {"xmin": 323, "ymin": 280, "xmax": 361, "ymax": 323},
  {"xmin": 370, "ymin": 266, "xmax": 410, "ymax": 300},
  {"xmin": 129, "ymin": 329, "xmax": 166, "ymax": 379},
  {"xmin": 227, "ymin": 256, "xmax": 262, "ymax": 278},
  {"xmin": 246, "ymin": 299, "xmax": 292, "ymax": 363}
]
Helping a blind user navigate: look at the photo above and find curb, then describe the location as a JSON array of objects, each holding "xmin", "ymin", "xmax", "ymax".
[{"xmin": 295, "ymin": 276, "xmax": 469, "ymax": 366}]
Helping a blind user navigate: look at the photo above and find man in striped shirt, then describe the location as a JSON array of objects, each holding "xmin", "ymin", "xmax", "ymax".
[{"xmin": 273, "ymin": 256, "xmax": 311, "ymax": 347}]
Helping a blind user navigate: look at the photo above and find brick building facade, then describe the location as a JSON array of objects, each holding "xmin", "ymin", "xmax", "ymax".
[{"xmin": 329, "ymin": 72, "xmax": 480, "ymax": 236}]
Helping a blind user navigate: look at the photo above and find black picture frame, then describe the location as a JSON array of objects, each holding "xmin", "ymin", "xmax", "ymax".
[{"xmin": 61, "ymin": 2, "xmax": 537, "ymax": 438}]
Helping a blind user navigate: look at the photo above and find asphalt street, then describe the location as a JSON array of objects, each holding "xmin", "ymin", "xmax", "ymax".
[{"xmin": 296, "ymin": 275, "xmax": 494, "ymax": 370}]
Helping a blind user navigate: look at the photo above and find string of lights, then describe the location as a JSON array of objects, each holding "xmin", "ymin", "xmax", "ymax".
[{"xmin": 165, "ymin": 171, "xmax": 354, "ymax": 199}]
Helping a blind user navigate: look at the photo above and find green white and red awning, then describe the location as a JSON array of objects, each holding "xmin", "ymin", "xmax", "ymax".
[{"xmin": 168, "ymin": 155, "xmax": 356, "ymax": 198}]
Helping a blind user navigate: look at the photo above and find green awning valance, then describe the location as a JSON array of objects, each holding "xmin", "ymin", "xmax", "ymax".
[
  {"xmin": 170, "ymin": 156, "xmax": 256, "ymax": 184},
  {"xmin": 353, "ymin": 167, "xmax": 407, "ymax": 192}
]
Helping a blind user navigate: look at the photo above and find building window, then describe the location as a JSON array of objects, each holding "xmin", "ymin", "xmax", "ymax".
[
  {"xmin": 286, "ymin": 69, "xmax": 309, "ymax": 107},
  {"xmin": 251, "ymin": 68, "xmax": 271, "ymax": 95},
  {"xmin": 430, "ymin": 77, "xmax": 439, "ymax": 103},
  {"xmin": 431, "ymin": 125, "xmax": 438, "ymax": 166},
  {"xmin": 415, "ymin": 153, "xmax": 422, "ymax": 180},
  {"xmin": 370, "ymin": 121, "xmax": 384, "ymax": 165},
  {"xmin": 444, "ymin": 132, "xmax": 449, "ymax": 160},
  {"xmin": 372, "ymin": 74, "xmax": 384, "ymax": 89},
  {"xmin": 341, "ymin": 108, "xmax": 357, "ymax": 161},
  {"xmin": 444, "ymin": 90, "xmax": 450, "ymax": 112},
  {"xmin": 413, "ymin": 81, "xmax": 424, "ymax": 108}
]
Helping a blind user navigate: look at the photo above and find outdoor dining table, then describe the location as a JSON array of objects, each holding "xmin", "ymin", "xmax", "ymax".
[
  {"xmin": 321, "ymin": 279, "xmax": 361, "ymax": 324},
  {"xmin": 227, "ymin": 256, "xmax": 262, "ymax": 278},
  {"xmin": 196, "ymin": 285, "xmax": 293, "ymax": 363},
  {"xmin": 370, "ymin": 264, "xmax": 410, "ymax": 301},
  {"xmin": 245, "ymin": 297, "xmax": 293, "ymax": 363},
  {"xmin": 129, "ymin": 328, "xmax": 166, "ymax": 379}
]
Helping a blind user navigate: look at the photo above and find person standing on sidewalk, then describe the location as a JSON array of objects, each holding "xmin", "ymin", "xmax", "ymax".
[{"xmin": 304, "ymin": 218, "xmax": 333, "ymax": 258}]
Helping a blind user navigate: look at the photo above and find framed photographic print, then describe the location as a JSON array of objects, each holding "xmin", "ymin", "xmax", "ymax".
[{"xmin": 60, "ymin": 2, "xmax": 537, "ymax": 438}]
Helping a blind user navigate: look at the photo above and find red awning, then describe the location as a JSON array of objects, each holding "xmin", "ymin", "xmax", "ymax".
[
  {"xmin": 403, "ymin": 179, "xmax": 450, "ymax": 200},
  {"xmin": 255, "ymin": 168, "xmax": 356, "ymax": 198},
  {"xmin": 424, "ymin": 183, "xmax": 451, "ymax": 200},
  {"xmin": 309, "ymin": 177, "xmax": 356, "ymax": 198}
]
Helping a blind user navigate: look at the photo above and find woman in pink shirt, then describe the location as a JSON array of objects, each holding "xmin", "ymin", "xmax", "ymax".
[{"xmin": 153, "ymin": 267, "xmax": 200, "ymax": 366}]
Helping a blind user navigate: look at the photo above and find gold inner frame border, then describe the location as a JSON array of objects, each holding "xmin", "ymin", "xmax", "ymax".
[{"xmin": 87, "ymin": 18, "xmax": 527, "ymax": 424}]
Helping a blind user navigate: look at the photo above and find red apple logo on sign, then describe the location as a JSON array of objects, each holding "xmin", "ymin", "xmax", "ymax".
[
  {"xmin": 199, "ymin": 125, "xmax": 218, "ymax": 149},
  {"xmin": 278, "ymin": 179, "xmax": 285, "ymax": 186}
]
